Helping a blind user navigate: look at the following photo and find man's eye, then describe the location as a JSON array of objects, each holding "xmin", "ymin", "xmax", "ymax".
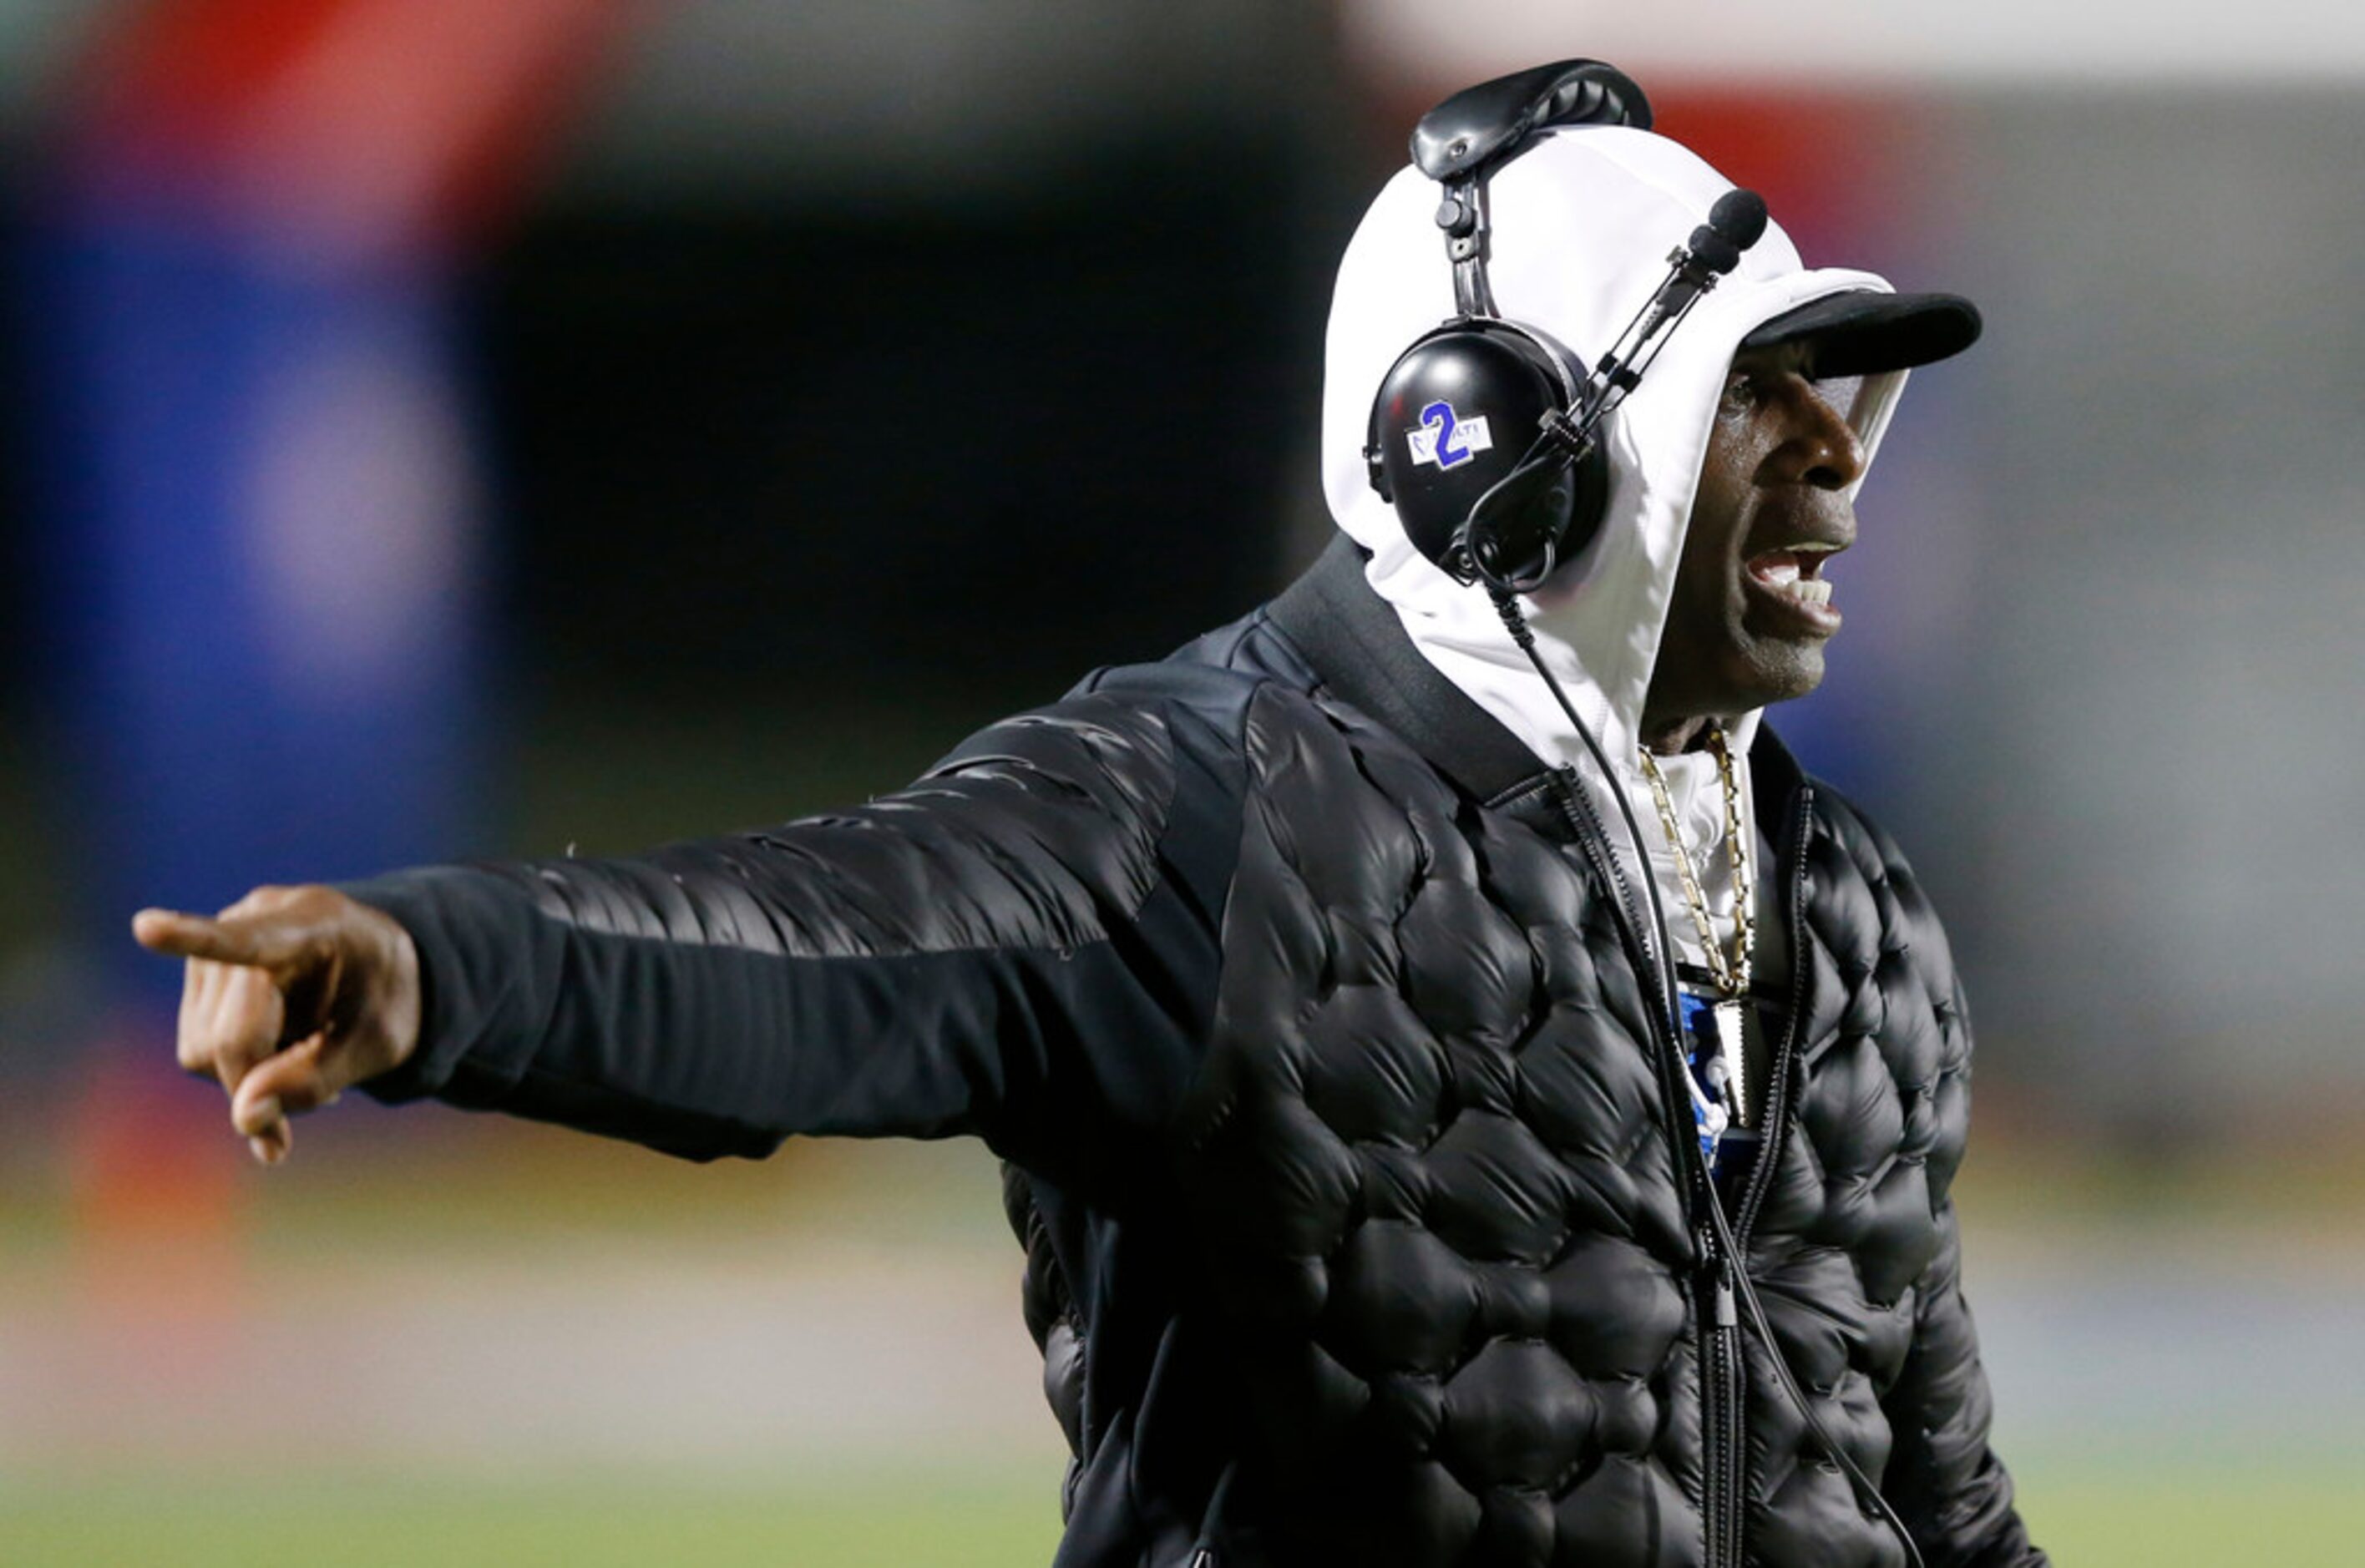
[{"xmin": 1719, "ymin": 373, "xmax": 1760, "ymax": 414}]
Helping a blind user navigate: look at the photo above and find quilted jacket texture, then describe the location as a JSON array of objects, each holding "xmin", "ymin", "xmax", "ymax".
[{"xmin": 350, "ymin": 539, "xmax": 2044, "ymax": 1568}]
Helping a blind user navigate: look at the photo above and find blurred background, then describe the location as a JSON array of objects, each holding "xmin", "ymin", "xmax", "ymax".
[{"xmin": 0, "ymin": 2, "xmax": 2359, "ymax": 1562}]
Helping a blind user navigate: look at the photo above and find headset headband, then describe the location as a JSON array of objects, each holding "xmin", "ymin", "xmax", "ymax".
[{"xmin": 1410, "ymin": 60, "xmax": 1653, "ymax": 317}]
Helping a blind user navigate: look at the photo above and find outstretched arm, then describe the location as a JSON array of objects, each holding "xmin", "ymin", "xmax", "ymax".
[{"xmin": 139, "ymin": 679, "xmax": 1252, "ymax": 1184}]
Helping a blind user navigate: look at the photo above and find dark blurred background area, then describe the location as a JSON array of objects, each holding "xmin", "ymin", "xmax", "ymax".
[
  {"xmin": 0, "ymin": 3, "xmax": 2359, "ymax": 1565},
  {"xmin": 479, "ymin": 3, "xmax": 1345, "ymax": 701}
]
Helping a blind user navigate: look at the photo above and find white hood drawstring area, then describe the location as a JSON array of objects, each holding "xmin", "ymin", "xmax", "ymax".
[{"xmin": 1320, "ymin": 125, "xmax": 1911, "ymax": 974}]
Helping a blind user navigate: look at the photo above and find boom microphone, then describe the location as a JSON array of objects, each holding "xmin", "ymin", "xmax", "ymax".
[
  {"xmin": 1629, "ymin": 186, "xmax": 1765, "ymax": 350},
  {"xmin": 1457, "ymin": 185, "xmax": 1771, "ymax": 594},
  {"xmin": 1685, "ymin": 228, "xmax": 1741, "ymax": 278},
  {"xmin": 1709, "ymin": 187, "xmax": 1767, "ymax": 247}
]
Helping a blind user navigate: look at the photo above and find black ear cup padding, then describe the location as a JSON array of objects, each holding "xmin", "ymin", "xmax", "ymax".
[
  {"xmin": 1365, "ymin": 319, "xmax": 1610, "ymax": 584},
  {"xmin": 1463, "ymin": 434, "xmax": 1609, "ymax": 588}
]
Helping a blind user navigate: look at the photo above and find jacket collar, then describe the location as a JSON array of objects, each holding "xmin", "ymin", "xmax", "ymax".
[
  {"xmin": 1265, "ymin": 531, "xmax": 1806, "ymax": 846},
  {"xmin": 1269, "ymin": 534, "xmax": 1552, "ymax": 806}
]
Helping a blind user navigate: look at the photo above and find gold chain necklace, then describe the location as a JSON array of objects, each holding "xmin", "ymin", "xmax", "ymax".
[{"xmin": 1638, "ymin": 722, "xmax": 1755, "ymax": 1125}]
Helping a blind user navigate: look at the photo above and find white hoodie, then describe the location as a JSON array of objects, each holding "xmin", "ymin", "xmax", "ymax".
[{"xmin": 1321, "ymin": 125, "xmax": 1912, "ymax": 978}]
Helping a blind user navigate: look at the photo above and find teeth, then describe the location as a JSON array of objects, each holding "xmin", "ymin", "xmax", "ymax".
[{"xmin": 1751, "ymin": 551, "xmax": 1837, "ymax": 607}]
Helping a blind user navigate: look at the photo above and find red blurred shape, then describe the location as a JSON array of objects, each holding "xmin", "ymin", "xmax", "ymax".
[
  {"xmin": 78, "ymin": 0, "xmax": 342, "ymax": 148},
  {"xmin": 66, "ymin": 1038, "xmax": 245, "ymax": 1326},
  {"xmin": 69, "ymin": 0, "xmax": 652, "ymax": 258},
  {"xmin": 1639, "ymin": 88, "xmax": 1937, "ymax": 256}
]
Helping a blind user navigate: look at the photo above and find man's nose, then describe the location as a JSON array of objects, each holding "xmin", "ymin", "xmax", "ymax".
[{"xmin": 1772, "ymin": 378, "xmax": 1866, "ymax": 489}]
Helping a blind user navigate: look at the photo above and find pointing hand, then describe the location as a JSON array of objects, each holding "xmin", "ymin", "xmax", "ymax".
[{"xmin": 132, "ymin": 886, "xmax": 422, "ymax": 1165}]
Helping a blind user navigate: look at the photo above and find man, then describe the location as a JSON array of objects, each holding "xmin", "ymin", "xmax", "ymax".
[{"xmin": 139, "ymin": 63, "xmax": 2044, "ymax": 1568}]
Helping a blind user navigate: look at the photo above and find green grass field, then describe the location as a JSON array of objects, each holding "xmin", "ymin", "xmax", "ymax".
[
  {"xmin": 0, "ymin": 1471, "xmax": 1060, "ymax": 1568},
  {"xmin": 3, "ymin": 1462, "xmax": 2356, "ymax": 1566},
  {"xmin": 8, "ymin": 1126, "xmax": 2360, "ymax": 1565},
  {"xmin": 2014, "ymin": 1464, "xmax": 2365, "ymax": 1566}
]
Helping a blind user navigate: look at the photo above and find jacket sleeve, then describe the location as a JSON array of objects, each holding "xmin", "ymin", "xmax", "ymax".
[
  {"xmin": 341, "ymin": 677, "xmax": 1251, "ymax": 1186},
  {"xmin": 1878, "ymin": 1197, "xmax": 2048, "ymax": 1567}
]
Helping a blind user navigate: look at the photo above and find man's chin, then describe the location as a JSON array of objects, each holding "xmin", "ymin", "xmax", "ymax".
[{"xmin": 1729, "ymin": 642, "xmax": 1826, "ymax": 711}]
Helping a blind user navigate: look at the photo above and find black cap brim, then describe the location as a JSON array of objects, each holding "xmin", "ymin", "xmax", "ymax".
[{"xmin": 1739, "ymin": 291, "xmax": 1982, "ymax": 378}]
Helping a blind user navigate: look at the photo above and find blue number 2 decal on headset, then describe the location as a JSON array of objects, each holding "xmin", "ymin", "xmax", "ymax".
[{"xmin": 1408, "ymin": 399, "xmax": 1493, "ymax": 470}]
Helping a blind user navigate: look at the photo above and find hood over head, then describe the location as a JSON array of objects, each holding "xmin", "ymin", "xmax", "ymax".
[{"xmin": 1322, "ymin": 124, "xmax": 1918, "ymax": 775}]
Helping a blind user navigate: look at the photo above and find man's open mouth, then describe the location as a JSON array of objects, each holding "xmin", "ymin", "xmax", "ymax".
[{"xmin": 1745, "ymin": 542, "xmax": 1841, "ymax": 608}]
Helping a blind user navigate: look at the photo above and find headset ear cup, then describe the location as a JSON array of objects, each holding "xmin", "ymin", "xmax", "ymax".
[
  {"xmin": 1461, "ymin": 414, "xmax": 1613, "ymax": 590},
  {"xmin": 1367, "ymin": 321, "xmax": 1576, "ymax": 579}
]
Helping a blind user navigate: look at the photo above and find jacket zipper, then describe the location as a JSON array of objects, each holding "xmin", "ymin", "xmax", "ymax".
[
  {"xmin": 1546, "ymin": 766, "xmax": 1752, "ymax": 1566},
  {"xmin": 1540, "ymin": 772, "xmax": 1699, "ymax": 1220},
  {"xmin": 1736, "ymin": 786, "xmax": 1814, "ymax": 1247},
  {"xmin": 1708, "ymin": 785, "xmax": 1816, "ymax": 1568},
  {"xmin": 1542, "ymin": 767, "xmax": 1677, "ymax": 1024},
  {"xmin": 1699, "ymin": 1242, "xmax": 1744, "ymax": 1568}
]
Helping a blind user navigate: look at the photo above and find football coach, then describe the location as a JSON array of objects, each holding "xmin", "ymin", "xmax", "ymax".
[{"xmin": 139, "ymin": 61, "xmax": 2044, "ymax": 1568}]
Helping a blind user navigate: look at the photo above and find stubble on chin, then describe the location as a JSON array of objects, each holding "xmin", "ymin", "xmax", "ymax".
[{"xmin": 1726, "ymin": 635, "xmax": 1826, "ymax": 711}]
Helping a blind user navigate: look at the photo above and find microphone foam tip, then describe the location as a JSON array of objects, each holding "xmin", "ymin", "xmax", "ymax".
[{"xmin": 1709, "ymin": 189, "xmax": 1769, "ymax": 248}]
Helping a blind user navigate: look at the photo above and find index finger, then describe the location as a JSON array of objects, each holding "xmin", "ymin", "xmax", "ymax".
[{"xmin": 131, "ymin": 908, "xmax": 306, "ymax": 969}]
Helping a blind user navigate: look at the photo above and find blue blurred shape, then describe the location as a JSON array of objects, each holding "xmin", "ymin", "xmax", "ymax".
[{"xmin": 28, "ymin": 209, "xmax": 486, "ymax": 982}]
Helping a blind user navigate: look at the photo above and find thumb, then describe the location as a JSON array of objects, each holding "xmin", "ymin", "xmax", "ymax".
[
  {"xmin": 234, "ymin": 1034, "xmax": 352, "ymax": 1128},
  {"xmin": 133, "ymin": 908, "xmax": 311, "ymax": 970}
]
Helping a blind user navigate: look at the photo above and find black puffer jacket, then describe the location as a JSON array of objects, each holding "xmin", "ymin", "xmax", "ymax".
[{"xmin": 352, "ymin": 538, "xmax": 2044, "ymax": 1568}]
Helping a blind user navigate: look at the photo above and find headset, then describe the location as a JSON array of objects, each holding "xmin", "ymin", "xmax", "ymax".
[
  {"xmin": 1362, "ymin": 60, "xmax": 1765, "ymax": 594},
  {"xmin": 1362, "ymin": 61, "xmax": 1928, "ymax": 1568}
]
